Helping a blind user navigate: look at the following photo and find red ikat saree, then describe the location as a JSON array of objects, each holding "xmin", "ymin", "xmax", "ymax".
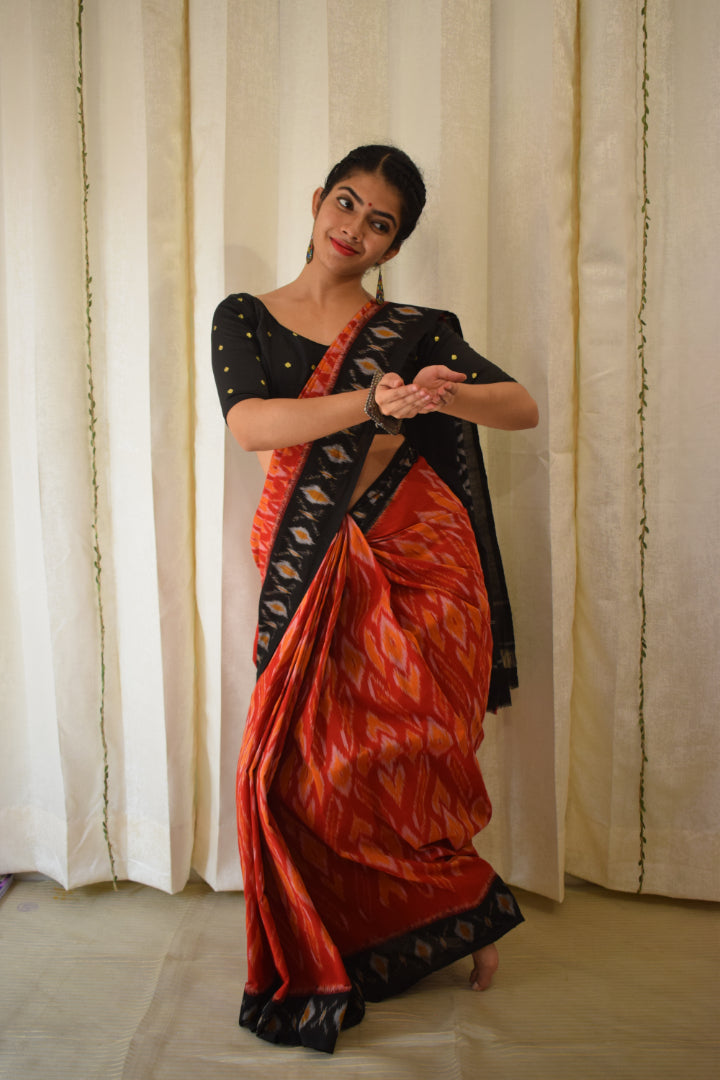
[{"xmin": 236, "ymin": 303, "xmax": 523, "ymax": 1052}]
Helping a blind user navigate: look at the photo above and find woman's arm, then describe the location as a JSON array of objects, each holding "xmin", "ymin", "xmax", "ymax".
[
  {"xmin": 377, "ymin": 364, "xmax": 539, "ymax": 431},
  {"xmin": 438, "ymin": 379, "xmax": 539, "ymax": 430},
  {"xmin": 394, "ymin": 322, "xmax": 538, "ymax": 431},
  {"xmin": 228, "ymin": 392, "xmax": 365, "ymax": 451},
  {"xmin": 227, "ymin": 380, "xmax": 435, "ymax": 451},
  {"xmin": 227, "ymin": 363, "xmax": 536, "ymax": 451}
]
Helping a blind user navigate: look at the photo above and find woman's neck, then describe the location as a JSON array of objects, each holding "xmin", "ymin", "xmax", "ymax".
[
  {"xmin": 285, "ymin": 263, "xmax": 373, "ymax": 307},
  {"xmin": 257, "ymin": 265, "xmax": 377, "ymax": 346}
]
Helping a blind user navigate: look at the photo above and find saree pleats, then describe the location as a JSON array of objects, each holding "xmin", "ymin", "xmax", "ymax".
[{"xmin": 237, "ymin": 455, "xmax": 523, "ymax": 1051}]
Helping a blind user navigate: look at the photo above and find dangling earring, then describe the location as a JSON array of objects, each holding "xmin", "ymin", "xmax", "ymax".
[
  {"xmin": 375, "ymin": 264, "xmax": 385, "ymax": 303},
  {"xmin": 306, "ymin": 236, "xmax": 314, "ymax": 264}
]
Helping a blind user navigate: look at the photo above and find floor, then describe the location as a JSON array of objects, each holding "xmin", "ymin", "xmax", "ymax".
[{"xmin": 0, "ymin": 876, "xmax": 717, "ymax": 1079}]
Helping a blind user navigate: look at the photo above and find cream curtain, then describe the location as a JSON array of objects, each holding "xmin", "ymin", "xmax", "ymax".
[{"xmin": 1, "ymin": 0, "xmax": 718, "ymax": 901}]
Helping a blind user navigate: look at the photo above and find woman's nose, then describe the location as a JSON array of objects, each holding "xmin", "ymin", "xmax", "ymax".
[{"xmin": 342, "ymin": 215, "xmax": 362, "ymax": 239}]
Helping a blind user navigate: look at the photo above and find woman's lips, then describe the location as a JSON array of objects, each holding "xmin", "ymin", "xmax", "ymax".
[{"xmin": 330, "ymin": 237, "xmax": 358, "ymax": 256}]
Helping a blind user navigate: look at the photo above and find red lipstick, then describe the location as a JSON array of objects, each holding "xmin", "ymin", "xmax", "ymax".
[{"xmin": 330, "ymin": 237, "xmax": 357, "ymax": 256}]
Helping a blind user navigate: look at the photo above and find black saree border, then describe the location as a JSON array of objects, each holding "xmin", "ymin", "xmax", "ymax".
[
  {"xmin": 401, "ymin": 310, "xmax": 519, "ymax": 710},
  {"xmin": 238, "ymin": 874, "xmax": 523, "ymax": 1053},
  {"xmin": 343, "ymin": 873, "xmax": 523, "ymax": 1003},
  {"xmin": 349, "ymin": 440, "xmax": 419, "ymax": 534},
  {"xmin": 254, "ymin": 300, "xmax": 519, "ymax": 708},
  {"xmin": 255, "ymin": 303, "xmax": 442, "ymax": 676},
  {"xmin": 459, "ymin": 420, "xmax": 518, "ymax": 708},
  {"xmin": 239, "ymin": 985, "xmax": 359, "ymax": 1054}
]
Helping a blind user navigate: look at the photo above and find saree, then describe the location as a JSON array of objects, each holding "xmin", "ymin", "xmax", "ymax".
[{"xmin": 236, "ymin": 301, "xmax": 523, "ymax": 1052}]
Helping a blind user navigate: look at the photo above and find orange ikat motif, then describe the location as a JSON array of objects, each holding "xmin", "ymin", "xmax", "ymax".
[
  {"xmin": 237, "ymin": 456, "xmax": 497, "ymax": 1016},
  {"xmin": 250, "ymin": 301, "xmax": 432, "ymax": 674},
  {"xmin": 236, "ymin": 301, "xmax": 523, "ymax": 1052},
  {"xmin": 250, "ymin": 298, "xmax": 379, "ymax": 581}
]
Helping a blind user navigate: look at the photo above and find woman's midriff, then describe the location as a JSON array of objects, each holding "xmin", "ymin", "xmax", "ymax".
[
  {"xmin": 255, "ymin": 433, "xmax": 406, "ymax": 510},
  {"xmin": 347, "ymin": 433, "xmax": 406, "ymax": 507}
]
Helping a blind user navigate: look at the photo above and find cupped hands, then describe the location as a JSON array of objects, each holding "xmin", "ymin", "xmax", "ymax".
[{"xmin": 375, "ymin": 365, "xmax": 466, "ymax": 419}]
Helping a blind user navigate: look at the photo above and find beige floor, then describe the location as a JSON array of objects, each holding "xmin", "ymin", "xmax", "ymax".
[{"xmin": 0, "ymin": 877, "xmax": 717, "ymax": 1080}]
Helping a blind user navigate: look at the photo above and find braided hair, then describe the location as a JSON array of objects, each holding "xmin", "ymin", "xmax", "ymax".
[{"xmin": 321, "ymin": 145, "xmax": 426, "ymax": 249}]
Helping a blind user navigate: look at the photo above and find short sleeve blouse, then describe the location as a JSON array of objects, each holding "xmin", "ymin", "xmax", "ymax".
[{"xmin": 211, "ymin": 293, "xmax": 514, "ymax": 421}]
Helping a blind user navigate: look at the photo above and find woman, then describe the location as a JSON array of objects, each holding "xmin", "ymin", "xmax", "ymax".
[{"xmin": 212, "ymin": 145, "xmax": 538, "ymax": 1053}]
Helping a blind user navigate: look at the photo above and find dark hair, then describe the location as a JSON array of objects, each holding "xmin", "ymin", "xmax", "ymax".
[{"xmin": 321, "ymin": 145, "xmax": 426, "ymax": 249}]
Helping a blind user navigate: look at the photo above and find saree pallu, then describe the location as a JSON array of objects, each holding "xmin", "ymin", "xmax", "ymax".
[{"xmin": 237, "ymin": 303, "xmax": 523, "ymax": 1053}]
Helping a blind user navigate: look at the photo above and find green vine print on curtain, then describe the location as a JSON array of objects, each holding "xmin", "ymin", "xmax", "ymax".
[
  {"xmin": 76, "ymin": 0, "xmax": 117, "ymax": 887},
  {"xmin": 636, "ymin": 0, "xmax": 650, "ymax": 894}
]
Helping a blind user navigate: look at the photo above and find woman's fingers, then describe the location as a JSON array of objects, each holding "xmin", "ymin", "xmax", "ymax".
[
  {"xmin": 414, "ymin": 364, "xmax": 467, "ymax": 389},
  {"xmin": 387, "ymin": 387, "xmax": 431, "ymax": 417},
  {"xmin": 380, "ymin": 372, "xmax": 404, "ymax": 390},
  {"xmin": 376, "ymin": 372, "xmax": 464, "ymax": 419},
  {"xmin": 376, "ymin": 379, "xmax": 424, "ymax": 414}
]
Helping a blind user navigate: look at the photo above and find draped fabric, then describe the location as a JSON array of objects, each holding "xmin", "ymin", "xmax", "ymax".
[
  {"xmin": 1, "ymin": 0, "xmax": 719, "ymax": 902},
  {"xmin": 238, "ymin": 308, "xmax": 523, "ymax": 1047},
  {"xmin": 239, "ymin": 454, "xmax": 523, "ymax": 1051},
  {"xmin": 228, "ymin": 299, "xmax": 524, "ymax": 1048}
]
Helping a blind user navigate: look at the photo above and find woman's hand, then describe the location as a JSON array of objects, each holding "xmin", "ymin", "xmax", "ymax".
[
  {"xmin": 375, "ymin": 366, "xmax": 466, "ymax": 418},
  {"xmin": 413, "ymin": 364, "xmax": 467, "ymax": 407},
  {"xmin": 376, "ymin": 365, "xmax": 539, "ymax": 430}
]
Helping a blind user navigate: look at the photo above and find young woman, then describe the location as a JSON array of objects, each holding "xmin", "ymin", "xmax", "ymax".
[{"xmin": 212, "ymin": 145, "xmax": 538, "ymax": 1053}]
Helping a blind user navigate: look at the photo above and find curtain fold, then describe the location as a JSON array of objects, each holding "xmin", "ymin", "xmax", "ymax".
[
  {"xmin": 566, "ymin": 0, "xmax": 720, "ymax": 899},
  {"xmin": 188, "ymin": 0, "xmax": 230, "ymax": 888},
  {"xmin": 566, "ymin": 0, "xmax": 648, "ymax": 894},
  {"xmin": 1, "ymin": 0, "xmax": 718, "ymax": 902},
  {"xmin": 476, "ymin": 0, "xmax": 579, "ymax": 899}
]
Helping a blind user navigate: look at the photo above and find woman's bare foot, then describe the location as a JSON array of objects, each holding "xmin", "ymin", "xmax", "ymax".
[{"xmin": 469, "ymin": 943, "xmax": 499, "ymax": 991}]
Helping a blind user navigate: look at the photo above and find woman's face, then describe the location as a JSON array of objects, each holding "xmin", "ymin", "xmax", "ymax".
[{"xmin": 311, "ymin": 171, "xmax": 403, "ymax": 278}]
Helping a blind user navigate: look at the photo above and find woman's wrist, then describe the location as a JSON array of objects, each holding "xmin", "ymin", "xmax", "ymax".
[{"xmin": 364, "ymin": 374, "xmax": 402, "ymax": 434}]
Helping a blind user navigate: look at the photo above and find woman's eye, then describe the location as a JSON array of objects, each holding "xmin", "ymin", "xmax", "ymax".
[
  {"xmin": 372, "ymin": 220, "xmax": 389, "ymax": 233},
  {"xmin": 338, "ymin": 196, "xmax": 352, "ymax": 210}
]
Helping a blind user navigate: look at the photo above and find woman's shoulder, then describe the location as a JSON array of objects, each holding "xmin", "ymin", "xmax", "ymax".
[
  {"xmin": 213, "ymin": 291, "xmax": 266, "ymax": 329},
  {"xmin": 255, "ymin": 285, "xmax": 290, "ymax": 305},
  {"xmin": 215, "ymin": 291, "xmax": 261, "ymax": 310}
]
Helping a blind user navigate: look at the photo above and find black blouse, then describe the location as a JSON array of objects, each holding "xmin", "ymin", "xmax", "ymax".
[{"xmin": 211, "ymin": 293, "xmax": 514, "ymax": 420}]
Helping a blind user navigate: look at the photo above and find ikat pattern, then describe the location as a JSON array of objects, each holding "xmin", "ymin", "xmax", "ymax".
[
  {"xmin": 252, "ymin": 302, "xmax": 435, "ymax": 673},
  {"xmin": 237, "ymin": 455, "xmax": 523, "ymax": 1053},
  {"xmin": 249, "ymin": 298, "xmax": 379, "ymax": 583},
  {"xmin": 240, "ymin": 877, "xmax": 522, "ymax": 1051},
  {"xmin": 350, "ymin": 441, "xmax": 419, "ymax": 533}
]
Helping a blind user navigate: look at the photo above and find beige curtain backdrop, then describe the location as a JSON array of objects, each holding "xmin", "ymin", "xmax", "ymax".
[{"xmin": 0, "ymin": 0, "xmax": 717, "ymax": 902}]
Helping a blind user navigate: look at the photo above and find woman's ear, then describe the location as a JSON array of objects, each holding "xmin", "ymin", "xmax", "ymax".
[
  {"xmin": 378, "ymin": 244, "xmax": 401, "ymax": 266},
  {"xmin": 311, "ymin": 187, "xmax": 324, "ymax": 218}
]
